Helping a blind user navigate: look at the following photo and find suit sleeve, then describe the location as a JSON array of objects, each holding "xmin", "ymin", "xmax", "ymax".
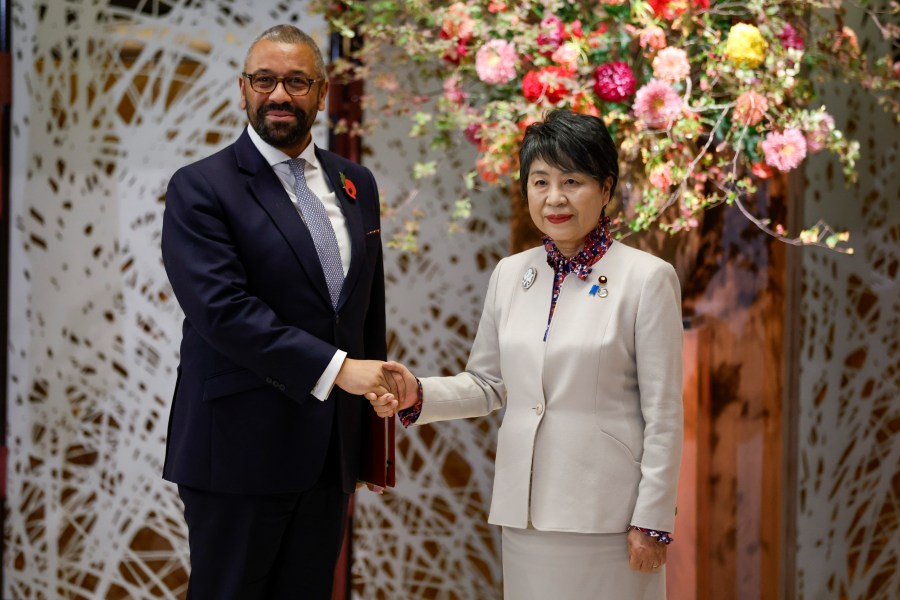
[
  {"xmin": 630, "ymin": 261, "xmax": 684, "ymax": 533},
  {"xmin": 416, "ymin": 260, "xmax": 507, "ymax": 424},
  {"xmin": 161, "ymin": 165, "xmax": 337, "ymax": 402}
]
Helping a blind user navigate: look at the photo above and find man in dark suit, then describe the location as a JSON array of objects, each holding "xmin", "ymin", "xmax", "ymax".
[{"xmin": 161, "ymin": 24, "xmax": 396, "ymax": 599}]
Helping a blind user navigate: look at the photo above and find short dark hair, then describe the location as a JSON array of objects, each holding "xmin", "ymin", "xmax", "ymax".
[
  {"xmin": 245, "ymin": 24, "xmax": 326, "ymax": 78},
  {"xmin": 519, "ymin": 109, "xmax": 619, "ymax": 200}
]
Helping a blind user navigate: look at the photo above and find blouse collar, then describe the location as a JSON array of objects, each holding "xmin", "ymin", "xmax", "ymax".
[{"xmin": 543, "ymin": 216, "xmax": 613, "ymax": 281}]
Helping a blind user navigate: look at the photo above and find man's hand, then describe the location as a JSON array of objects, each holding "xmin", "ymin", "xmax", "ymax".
[
  {"xmin": 627, "ymin": 528, "xmax": 668, "ymax": 573},
  {"xmin": 366, "ymin": 391, "xmax": 399, "ymax": 418},
  {"xmin": 335, "ymin": 358, "xmax": 398, "ymax": 397},
  {"xmin": 365, "ymin": 361, "xmax": 418, "ymax": 418}
]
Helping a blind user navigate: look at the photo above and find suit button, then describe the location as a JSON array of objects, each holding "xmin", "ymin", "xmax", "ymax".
[
  {"xmin": 279, "ymin": 384, "xmax": 286, "ymax": 391},
  {"xmin": 335, "ymin": 315, "xmax": 341, "ymax": 325},
  {"xmin": 265, "ymin": 376, "xmax": 273, "ymax": 384},
  {"xmin": 534, "ymin": 404, "xmax": 544, "ymax": 416}
]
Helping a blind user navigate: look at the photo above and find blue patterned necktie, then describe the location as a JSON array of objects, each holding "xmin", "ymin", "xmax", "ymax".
[{"xmin": 287, "ymin": 158, "xmax": 344, "ymax": 308}]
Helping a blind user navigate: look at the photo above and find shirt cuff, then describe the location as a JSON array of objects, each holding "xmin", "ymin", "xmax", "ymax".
[
  {"xmin": 398, "ymin": 378, "xmax": 424, "ymax": 427},
  {"xmin": 628, "ymin": 525, "xmax": 674, "ymax": 545},
  {"xmin": 311, "ymin": 349, "xmax": 347, "ymax": 401}
]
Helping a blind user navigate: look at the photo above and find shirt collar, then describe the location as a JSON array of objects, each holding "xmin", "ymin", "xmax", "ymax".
[{"xmin": 246, "ymin": 125, "xmax": 321, "ymax": 172}]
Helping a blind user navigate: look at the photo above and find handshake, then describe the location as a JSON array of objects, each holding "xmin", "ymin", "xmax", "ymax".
[{"xmin": 334, "ymin": 358, "xmax": 417, "ymax": 418}]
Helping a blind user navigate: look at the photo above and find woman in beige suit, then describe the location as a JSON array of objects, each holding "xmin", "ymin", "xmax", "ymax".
[{"xmin": 371, "ymin": 109, "xmax": 683, "ymax": 599}]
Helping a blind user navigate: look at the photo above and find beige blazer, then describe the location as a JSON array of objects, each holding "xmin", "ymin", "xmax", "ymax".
[{"xmin": 416, "ymin": 241, "xmax": 683, "ymax": 534}]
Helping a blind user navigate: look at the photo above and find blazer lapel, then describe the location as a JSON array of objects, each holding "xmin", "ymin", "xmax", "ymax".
[
  {"xmin": 316, "ymin": 148, "xmax": 365, "ymax": 312},
  {"xmin": 235, "ymin": 131, "xmax": 333, "ymax": 309}
]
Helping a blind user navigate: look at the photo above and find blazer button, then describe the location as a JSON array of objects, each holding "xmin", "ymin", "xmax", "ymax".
[
  {"xmin": 265, "ymin": 376, "xmax": 273, "ymax": 384},
  {"xmin": 278, "ymin": 383, "xmax": 286, "ymax": 391},
  {"xmin": 534, "ymin": 404, "xmax": 544, "ymax": 416}
]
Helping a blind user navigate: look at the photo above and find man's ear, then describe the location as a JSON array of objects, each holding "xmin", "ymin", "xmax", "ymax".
[
  {"xmin": 238, "ymin": 77, "xmax": 247, "ymax": 111},
  {"xmin": 317, "ymin": 79, "xmax": 330, "ymax": 112}
]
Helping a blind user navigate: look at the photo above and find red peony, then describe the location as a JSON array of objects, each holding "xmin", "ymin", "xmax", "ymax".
[
  {"xmin": 522, "ymin": 66, "xmax": 574, "ymax": 104},
  {"xmin": 648, "ymin": 0, "xmax": 709, "ymax": 21},
  {"xmin": 592, "ymin": 61, "xmax": 637, "ymax": 103}
]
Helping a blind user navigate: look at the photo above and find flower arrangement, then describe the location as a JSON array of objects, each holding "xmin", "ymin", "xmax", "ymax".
[{"xmin": 314, "ymin": 0, "xmax": 899, "ymax": 251}]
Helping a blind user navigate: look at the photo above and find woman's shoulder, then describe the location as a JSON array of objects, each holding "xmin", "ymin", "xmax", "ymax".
[
  {"xmin": 505, "ymin": 245, "xmax": 546, "ymax": 264},
  {"xmin": 608, "ymin": 241, "xmax": 675, "ymax": 273},
  {"xmin": 496, "ymin": 246, "xmax": 547, "ymax": 272}
]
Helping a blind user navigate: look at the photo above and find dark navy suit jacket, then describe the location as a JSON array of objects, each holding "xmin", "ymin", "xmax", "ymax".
[{"xmin": 160, "ymin": 129, "xmax": 385, "ymax": 495}]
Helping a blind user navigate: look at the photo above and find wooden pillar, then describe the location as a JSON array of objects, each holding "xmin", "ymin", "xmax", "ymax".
[
  {"xmin": 667, "ymin": 326, "xmax": 712, "ymax": 600},
  {"xmin": 508, "ymin": 180, "xmax": 542, "ymax": 254}
]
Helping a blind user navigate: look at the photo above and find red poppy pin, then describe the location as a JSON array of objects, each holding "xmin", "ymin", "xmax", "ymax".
[{"xmin": 339, "ymin": 172, "xmax": 357, "ymax": 201}]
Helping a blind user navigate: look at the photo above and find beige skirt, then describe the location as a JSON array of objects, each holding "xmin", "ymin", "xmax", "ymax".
[{"xmin": 501, "ymin": 527, "xmax": 665, "ymax": 600}]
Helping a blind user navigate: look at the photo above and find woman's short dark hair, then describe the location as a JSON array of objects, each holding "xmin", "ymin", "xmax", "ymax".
[{"xmin": 519, "ymin": 109, "xmax": 619, "ymax": 200}]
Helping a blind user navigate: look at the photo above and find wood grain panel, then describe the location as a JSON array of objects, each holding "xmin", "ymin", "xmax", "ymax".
[{"xmin": 667, "ymin": 326, "xmax": 712, "ymax": 600}]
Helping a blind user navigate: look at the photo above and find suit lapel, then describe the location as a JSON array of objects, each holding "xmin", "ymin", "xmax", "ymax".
[
  {"xmin": 316, "ymin": 148, "xmax": 365, "ymax": 312},
  {"xmin": 235, "ymin": 131, "xmax": 334, "ymax": 309}
]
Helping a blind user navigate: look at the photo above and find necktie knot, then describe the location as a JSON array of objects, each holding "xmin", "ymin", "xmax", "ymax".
[{"xmin": 287, "ymin": 157, "xmax": 307, "ymax": 180}]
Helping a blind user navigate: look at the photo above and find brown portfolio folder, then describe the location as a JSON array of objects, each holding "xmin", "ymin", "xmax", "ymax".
[{"xmin": 359, "ymin": 410, "xmax": 395, "ymax": 488}]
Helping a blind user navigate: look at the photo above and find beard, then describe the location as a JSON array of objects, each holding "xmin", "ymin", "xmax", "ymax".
[{"xmin": 248, "ymin": 101, "xmax": 313, "ymax": 149}]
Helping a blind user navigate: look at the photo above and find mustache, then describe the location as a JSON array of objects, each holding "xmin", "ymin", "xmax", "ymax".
[{"xmin": 259, "ymin": 102, "xmax": 306, "ymax": 120}]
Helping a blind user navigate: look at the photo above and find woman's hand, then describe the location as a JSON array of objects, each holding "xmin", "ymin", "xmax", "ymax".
[
  {"xmin": 365, "ymin": 361, "xmax": 418, "ymax": 418},
  {"xmin": 627, "ymin": 528, "xmax": 667, "ymax": 573},
  {"xmin": 381, "ymin": 362, "xmax": 418, "ymax": 410}
]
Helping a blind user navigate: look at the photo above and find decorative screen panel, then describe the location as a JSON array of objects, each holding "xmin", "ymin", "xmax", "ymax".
[{"xmin": 796, "ymin": 4, "xmax": 900, "ymax": 599}]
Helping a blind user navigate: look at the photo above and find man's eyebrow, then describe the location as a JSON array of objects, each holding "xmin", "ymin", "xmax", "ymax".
[{"xmin": 248, "ymin": 68, "xmax": 314, "ymax": 76}]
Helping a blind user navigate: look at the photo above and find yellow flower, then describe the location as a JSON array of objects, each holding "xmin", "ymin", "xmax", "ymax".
[{"xmin": 725, "ymin": 23, "xmax": 768, "ymax": 69}]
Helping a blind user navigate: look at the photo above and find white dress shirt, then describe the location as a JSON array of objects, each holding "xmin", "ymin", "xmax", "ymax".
[{"xmin": 246, "ymin": 125, "xmax": 348, "ymax": 401}]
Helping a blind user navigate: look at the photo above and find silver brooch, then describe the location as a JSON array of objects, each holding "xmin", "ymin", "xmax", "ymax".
[{"xmin": 522, "ymin": 267, "xmax": 537, "ymax": 290}]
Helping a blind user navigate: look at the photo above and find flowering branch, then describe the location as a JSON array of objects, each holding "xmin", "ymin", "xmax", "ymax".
[{"xmin": 313, "ymin": 0, "xmax": 899, "ymax": 252}]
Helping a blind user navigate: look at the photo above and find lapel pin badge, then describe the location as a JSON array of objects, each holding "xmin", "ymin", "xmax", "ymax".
[
  {"xmin": 589, "ymin": 275, "xmax": 609, "ymax": 298},
  {"xmin": 523, "ymin": 267, "xmax": 537, "ymax": 290}
]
